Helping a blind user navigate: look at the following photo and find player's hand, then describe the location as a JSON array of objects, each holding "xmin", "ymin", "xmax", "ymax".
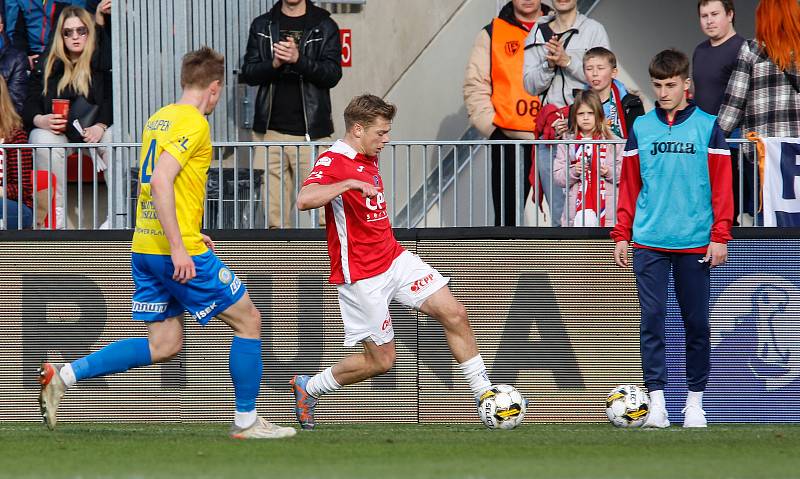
[
  {"xmin": 347, "ymin": 179, "xmax": 381, "ymax": 198},
  {"xmin": 273, "ymin": 38, "xmax": 299, "ymax": 64},
  {"xmin": 36, "ymin": 114, "xmax": 67, "ymax": 135},
  {"xmin": 82, "ymin": 124, "xmax": 105, "ymax": 143},
  {"xmin": 201, "ymin": 233, "xmax": 216, "ymax": 253},
  {"xmin": 614, "ymin": 240, "xmax": 629, "ymax": 268},
  {"xmin": 702, "ymin": 241, "xmax": 728, "ymax": 268},
  {"xmin": 171, "ymin": 249, "xmax": 196, "ymax": 284}
]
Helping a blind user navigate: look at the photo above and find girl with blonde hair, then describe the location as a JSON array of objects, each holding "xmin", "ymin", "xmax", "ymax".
[{"xmin": 24, "ymin": 5, "xmax": 113, "ymax": 229}]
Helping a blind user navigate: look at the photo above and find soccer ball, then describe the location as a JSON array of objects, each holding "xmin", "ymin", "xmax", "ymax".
[
  {"xmin": 605, "ymin": 384, "xmax": 650, "ymax": 428},
  {"xmin": 478, "ymin": 384, "xmax": 527, "ymax": 430}
]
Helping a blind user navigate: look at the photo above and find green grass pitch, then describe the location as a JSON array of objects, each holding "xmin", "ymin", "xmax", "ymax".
[{"xmin": 1, "ymin": 423, "xmax": 797, "ymax": 479}]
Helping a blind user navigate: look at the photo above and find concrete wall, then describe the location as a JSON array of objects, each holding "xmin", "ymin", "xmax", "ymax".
[{"xmin": 591, "ymin": 0, "xmax": 757, "ymax": 106}]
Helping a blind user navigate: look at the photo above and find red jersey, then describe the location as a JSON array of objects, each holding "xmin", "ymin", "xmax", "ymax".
[{"xmin": 303, "ymin": 140, "xmax": 404, "ymax": 284}]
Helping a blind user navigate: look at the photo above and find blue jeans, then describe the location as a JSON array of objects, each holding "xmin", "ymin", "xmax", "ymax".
[
  {"xmin": 0, "ymin": 199, "xmax": 33, "ymax": 229},
  {"xmin": 536, "ymin": 144, "xmax": 564, "ymax": 227}
]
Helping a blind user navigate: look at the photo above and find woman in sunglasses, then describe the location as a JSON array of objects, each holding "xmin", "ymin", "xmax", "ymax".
[{"xmin": 23, "ymin": 5, "xmax": 113, "ymax": 230}]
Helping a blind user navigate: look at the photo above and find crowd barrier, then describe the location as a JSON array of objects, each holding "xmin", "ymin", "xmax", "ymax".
[
  {"xmin": 0, "ymin": 139, "xmax": 757, "ymax": 230},
  {"xmin": 0, "ymin": 229, "xmax": 797, "ymax": 424}
]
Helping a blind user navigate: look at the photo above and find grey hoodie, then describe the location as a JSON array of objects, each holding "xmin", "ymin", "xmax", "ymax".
[{"xmin": 523, "ymin": 12, "xmax": 609, "ymax": 108}]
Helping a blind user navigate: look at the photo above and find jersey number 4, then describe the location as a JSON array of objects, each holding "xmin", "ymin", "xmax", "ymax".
[{"xmin": 141, "ymin": 139, "xmax": 157, "ymax": 184}]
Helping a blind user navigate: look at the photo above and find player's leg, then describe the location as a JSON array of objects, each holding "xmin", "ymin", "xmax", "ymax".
[
  {"xmin": 632, "ymin": 248, "xmax": 671, "ymax": 428},
  {"xmin": 390, "ymin": 251, "xmax": 492, "ymax": 400},
  {"xmin": 38, "ymin": 253, "xmax": 183, "ymax": 430},
  {"xmin": 673, "ymin": 253, "xmax": 711, "ymax": 428},
  {"xmin": 291, "ymin": 274, "xmax": 396, "ymax": 429}
]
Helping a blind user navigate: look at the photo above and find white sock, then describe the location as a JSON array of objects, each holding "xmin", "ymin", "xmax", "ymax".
[
  {"xmin": 649, "ymin": 389, "xmax": 665, "ymax": 410},
  {"xmin": 686, "ymin": 391, "xmax": 703, "ymax": 408},
  {"xmin": 60, "ymin": 364, "xmax": 77, "ymax": 388},
  {"xmin": 306, "ymin": 367, "xmax": 341, "ymax": 398},
  {"xmin": 459, "ymin": 355, "xmax": 492, "ymax": 399},
  {"xmin": 234, "ymin": 410, "xmax": 257, "ymax": 429}
]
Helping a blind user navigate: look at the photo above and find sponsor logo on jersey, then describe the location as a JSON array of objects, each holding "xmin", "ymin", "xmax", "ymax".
[
  {"xmin": 307, "ymin": 171, "xmax": 324, "ymax": 181},
  {"xmin": 132, "ymin": 301, "xmax": 169, "ymax": 313},
  {"xmin": 218, "ymin": 267, "xmax": 233, "ymax": 285},
  {"xmin": 357, "ymin": 165, "xmax": 365, "ymax": 172},
  {"xmin": 410, "ymin": 273, "xmax": 435, "ymax": 294},
  {"xmin": 194, "ymin": 302, "xmax": 218, "ymax": 321},
  {"xmin": 373, "ymin": 175, "xmax": 380, "ymax": 187},
  {"xmin": 315, "ymin": 156, "xmax": 332, "ymax": 167},
  {"xmin": 649, "ymin": 141, "xmax": 697, "ymax": 156},
  {"xmin": 365, "ymin": 192, "xmax": 386, "ymax": 211}
]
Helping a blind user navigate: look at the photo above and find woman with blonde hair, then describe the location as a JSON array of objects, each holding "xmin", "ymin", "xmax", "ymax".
[
  {"xmin": 0, "ymin": 75, "xmax": 34, "ymax": 229},
  {"xmin": 718, "ymin": 0, "xmax": 800, "ymax": 225},
  {"xmin": 553, "ymin": 90, "xmax": 623, "ymax": 227},
  {"xmin": 24, "ymin": 5, "xmax": 113, "ymax": 229}
]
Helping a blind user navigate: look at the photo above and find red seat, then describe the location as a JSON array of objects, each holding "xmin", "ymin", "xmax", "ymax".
[
  {"xmin": 66, "ymin": 152, "xmax": 105, "ymax": 183},
  {"xmin": 35, "ymin": 170, "xmax": 57, "ymax": 229}
]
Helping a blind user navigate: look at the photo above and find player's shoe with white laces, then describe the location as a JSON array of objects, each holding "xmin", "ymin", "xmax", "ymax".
[
  {"xmin": 38, "ymin": 362, "xmax": 67, "ymax": 430},
  {"xmin": 682, "ymin": 404, "xmax": 707, "ymax": 428},
  {"xmin": 643, "ymin": 406, "xmax": 670, "ymax": 428},
  {"xmin": 229, "ymin": 416, "xmax": 296, "ymax": 439},
  {"xmin": 290, "ymin": 375, "xmax": 318, "ymax": 430}
]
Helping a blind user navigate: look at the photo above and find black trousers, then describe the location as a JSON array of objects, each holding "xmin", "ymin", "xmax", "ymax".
[{"xmin": 490, "ymin": 129, "xmax": 532, "ymax": 226}]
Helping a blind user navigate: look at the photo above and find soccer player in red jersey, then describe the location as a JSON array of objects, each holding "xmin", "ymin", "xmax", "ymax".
[{"xmin": 290, "ymin": 94, "xmax": 495, "ymax": 429}]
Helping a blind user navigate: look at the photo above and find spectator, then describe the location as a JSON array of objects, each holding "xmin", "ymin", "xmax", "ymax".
[
  {"xmin": 553, "ymin": 90, "xmax": 622, "ymax": 226},
  {"xmin": 24, "ymin": 5, "xmax": 112, "ymax": 229},
  {"xmin": 0, "ymin": 75, "xmax": 33, "ymax": 229},
  {"xmin": 464, "ymin": 0, "xmax": 551, "ymax": 226},
  {"xmin": 0, "ymin": 8, "xmax": 27, "ymax": 115},
  {"xmin": 581, "ymin": 47, "xmax": 643, "ymax": 139},
  {"xmin": 5, "ymin": 0, "xmax": 96, "ymax": 69},
  {"xmin": 239, "ymin": 0, "xmax": 342, "ymax": 228},
  {"xmin": 717, "ymin": 0, "xmax": 800, "ymax": 225},
  {"xmin": 693, "ymin": 0, "xmax": 748, "ymax": 225},
  {"xmin": 523, "ymin": 0, "xmax": 609, "ymax": 226}
]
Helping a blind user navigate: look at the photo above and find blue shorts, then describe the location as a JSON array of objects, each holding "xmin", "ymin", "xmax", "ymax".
[{"xmin": 131, "ymin": 251, "xmax": 247, "ymax": 324}]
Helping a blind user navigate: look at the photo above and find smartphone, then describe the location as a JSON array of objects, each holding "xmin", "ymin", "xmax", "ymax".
[{"xmin": 73, "ymin": 119, "xmax": 85, "ymax": 136}]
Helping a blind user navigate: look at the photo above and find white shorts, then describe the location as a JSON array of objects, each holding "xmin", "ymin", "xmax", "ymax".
[{"xmin": 337, "ymin": 250, "xmax": 449, "ymax": 347}]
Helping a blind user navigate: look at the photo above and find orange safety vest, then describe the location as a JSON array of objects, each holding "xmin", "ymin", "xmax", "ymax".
[{"xmin": 490, "ymin": 18, "xmax": 540, "ymax": 132}]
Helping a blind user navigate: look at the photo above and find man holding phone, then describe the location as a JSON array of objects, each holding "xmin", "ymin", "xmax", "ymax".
[
  {"xmin": 522, "ymin": 0, "xmax": 609, "ymax": 226},
  {"xmin": 240, "ymin": 0, "xmax": 342, "ymax": 228}
]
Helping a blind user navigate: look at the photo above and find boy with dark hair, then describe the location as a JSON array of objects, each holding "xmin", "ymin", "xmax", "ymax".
[{"xmin": 611, "ymin": 49, "xmax": 733, "ymax": 429}]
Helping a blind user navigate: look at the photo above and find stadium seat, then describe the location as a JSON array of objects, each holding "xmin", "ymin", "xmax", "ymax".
[
  {"xmin": 66, "ymin": 152, "xmax": 105, "ymax": 183},
  {"xmin": 34, "ymin": 170, "xmax": 57, "ymax": 229}
]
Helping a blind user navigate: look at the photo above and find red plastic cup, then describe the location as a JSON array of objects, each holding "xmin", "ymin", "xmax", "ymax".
[{"xmin": 51, "ymin": 99, "xmax": 70, "ymax": 132}]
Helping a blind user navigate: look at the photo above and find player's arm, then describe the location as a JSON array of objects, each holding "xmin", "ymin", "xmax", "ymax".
[
  {"xmin": 611, "ymin": 130, "xmax": 642, "ymax": 268},
  {"xmin": 703, "ymin": 121, "xmax": 734, "ymax": 267},
  {"xmin": 296, "ymin": 180, "xmax": 381, "ymax": 210},
  {"xmin": 150, "ymin": 151, "xmax": 195, "ymax": 284}
]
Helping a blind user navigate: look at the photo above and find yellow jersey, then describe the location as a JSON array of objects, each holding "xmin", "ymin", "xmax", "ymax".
[{"xmin": 131, "ymin": 104, "xmax": 212, "ymax": 255}]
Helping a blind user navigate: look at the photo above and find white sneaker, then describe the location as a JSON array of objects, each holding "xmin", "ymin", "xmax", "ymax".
[
  {"xmin": 643, "ymin": 406, "xmax": 670, "ymax": 428},
  {"xmin": 38, "ymin": 362, "xmax": 67, "ymax": 430},
  {"xmin": 682, "ymin": 404, "xmax": 707, "ymax": 428},
  {"xmin": 229, "ymin": 416, "xmax": 297, "ymax": 439},
  {"xmin": 55, "ymin": 207, "xmax": 66, "ymax": 229}
]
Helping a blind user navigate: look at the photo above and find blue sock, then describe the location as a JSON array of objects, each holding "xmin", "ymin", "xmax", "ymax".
[
  {"xmin": 71, "ymin": 338, "xmax": 152, "ymax": 382},
  {"xmin": 229, "ymin": 336, "xmax": 262, "ymax": 413}
]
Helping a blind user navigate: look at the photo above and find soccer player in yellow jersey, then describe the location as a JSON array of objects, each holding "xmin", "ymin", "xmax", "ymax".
[{"xmin": 37, "ymin": 47, "xmax": 296, "ymax": 439}]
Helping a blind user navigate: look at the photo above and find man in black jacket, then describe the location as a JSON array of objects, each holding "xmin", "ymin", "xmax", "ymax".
[
  {"xmin": 240, "ymin": 0, "xmax": 342, "ymax": 228},
  {"xmin": 0, "ymin": 10, "xmax": 27, "ymax": 115}
]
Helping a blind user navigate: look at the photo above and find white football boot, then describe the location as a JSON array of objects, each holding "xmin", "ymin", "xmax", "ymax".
[
  {"xmin": 229, "ymin": 416, "xmax": 297, "ymax": 439},
  {"xmin": 682, "ymin": 404, "xmax": 708, "ymax": 428},
  {"xmin": 643, "ymin": 406, "xmax": 670, "ymax": 428},
  {"xmin": 38, "ymin": 362, "xmax": 67, "ymax": 430}
]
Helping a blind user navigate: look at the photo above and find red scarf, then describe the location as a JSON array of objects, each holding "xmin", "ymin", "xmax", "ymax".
[{"xmin": 573, "ymin": 132, "xmax": 608, "ymax": 226}]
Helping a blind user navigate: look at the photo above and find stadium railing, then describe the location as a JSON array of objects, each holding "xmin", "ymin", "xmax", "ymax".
[{"xmin": 0, "ymin": 139, "xmax": 755, "ymax": 230}]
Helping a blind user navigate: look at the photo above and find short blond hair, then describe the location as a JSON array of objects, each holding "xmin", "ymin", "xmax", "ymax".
[
  {"xmin": 344, "ymin": 94, "xmax": 397, "ymax": 131},
  {"xmin": 181, "ymin": 47, "xmax": 225, "ymax": 89}
]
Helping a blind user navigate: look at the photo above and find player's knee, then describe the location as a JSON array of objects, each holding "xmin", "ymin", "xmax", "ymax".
[
  {"xmin": 234, "ymin": 305, "xmax": 262, "ymax": 339},
  {"xmin": 150, "ymin": 335, "xmax": 183, "ymax": 362},
  {"xmin": 369, "ymin": 348, "xmax": 396, "ymax": 375},
  {"xmin": 439, "ymin": 301, "xmax": 469, "ymax": 329}
]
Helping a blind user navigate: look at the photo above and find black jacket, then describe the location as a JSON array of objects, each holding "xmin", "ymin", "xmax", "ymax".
[
  {"xmin": 0, "ymin": 41, "xmax": 28, "ymax": 115},
  {"xmin": 239, "ymin": 1, "xmax": 342, "ymax": 138}
]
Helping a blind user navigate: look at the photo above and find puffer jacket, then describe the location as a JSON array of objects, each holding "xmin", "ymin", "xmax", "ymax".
[
  {"xmin": 0, "ymin": 39, "xmax": 28, "ymax": 115},
  {"xmin": 239, "ymin": 1, "xmax": 342, "ymax": 139}
]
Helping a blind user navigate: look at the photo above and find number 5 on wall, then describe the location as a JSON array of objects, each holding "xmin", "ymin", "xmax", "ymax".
[{"xmin": 340, "ymin": 29, "xmax": 352, "ymax": 67}]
